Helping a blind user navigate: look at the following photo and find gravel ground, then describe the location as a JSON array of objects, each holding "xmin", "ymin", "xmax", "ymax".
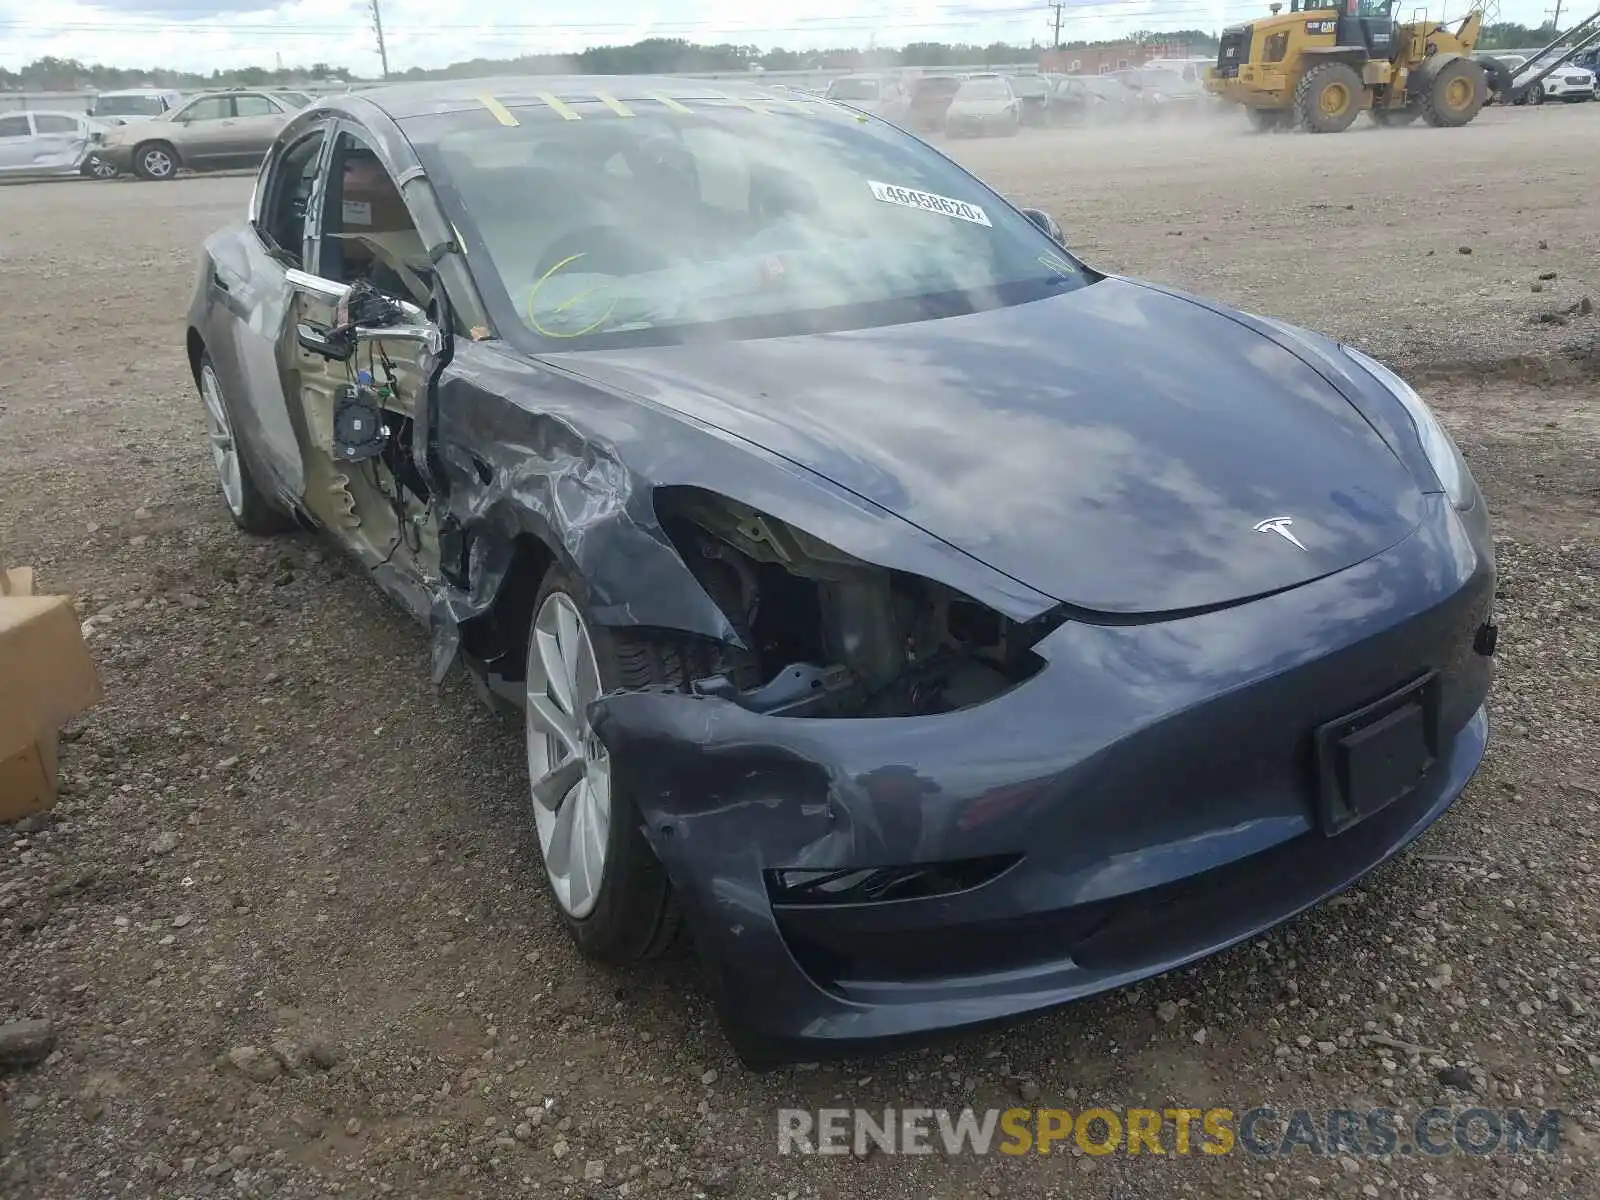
[{"xmin": 1, "ymin": 101, "xmax": 1597, "ymax": 1200}]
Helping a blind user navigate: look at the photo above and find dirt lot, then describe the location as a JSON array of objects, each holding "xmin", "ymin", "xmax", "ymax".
[{"xmin": 2, "ymin": 102, "xmax": 1598, "ymax": 1200}]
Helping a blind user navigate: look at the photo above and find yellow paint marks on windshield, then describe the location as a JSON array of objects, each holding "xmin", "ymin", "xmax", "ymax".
[
  {"xmin": 478, "ymin": 94, "xmax": 519, "ymax": 126},
  {"xmin": 536, "ymin": 92, "xmax": 582, "ymax": 120},
  {"xmin": 594, "ymin": 91, "xmax": 635, "ymax": 117},
  {"xmin": 649, "ymin": 93, "xmax": 692, "ymax": 113}
]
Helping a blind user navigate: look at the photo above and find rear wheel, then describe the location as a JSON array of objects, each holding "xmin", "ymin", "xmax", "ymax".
[
  {"xmin": 1295, "ymin": 62, "xmax": 1364, "ymax": 132},
  {"xmin": 1422, "ymin": 58, "xmax": 1488, "ymax": 126},
  {"xmin": 196, "ymin": 355, "xmax": 294, "ymax": 534}
]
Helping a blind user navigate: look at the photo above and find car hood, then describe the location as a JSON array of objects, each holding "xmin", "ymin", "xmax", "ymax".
[{"xmin": 552, "ymin": 278, "xmax": 1426, "ymax": 615}]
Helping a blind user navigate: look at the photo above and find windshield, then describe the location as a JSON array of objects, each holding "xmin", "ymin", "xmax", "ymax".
[
  {"xmin": 956, "ymin": 79, "xmax": 1009, "ymax": 101},
  {"xmin": 827, "ymin": 79, "xmax": 879, "ymax": 101},
  {"xmin": 276, "ymin": 91, "xmax": 313, "ymax": 107},
  {"xmin": 408, "ymin": 99, "xmax": 1086, "ymax": 352},
  {"xmin": 92, "ymin": 94, "xmax": 166, "ymax": 117}
]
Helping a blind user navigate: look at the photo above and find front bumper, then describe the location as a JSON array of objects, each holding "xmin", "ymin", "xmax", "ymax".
[
  {"xmin": 92, "ymin": 144, "xmax": 137, "ymax": 173},
  {"xmin": 595, "ymin": 494, "xmax": 1495, "ymax": 1064},
  {"xmin": 944, "ymin": 112, "xmax": 1015, "ymax": 135},
  {"xmin": 1544, "ymin": 80, "xmax": 1594, "ymax": 99}
]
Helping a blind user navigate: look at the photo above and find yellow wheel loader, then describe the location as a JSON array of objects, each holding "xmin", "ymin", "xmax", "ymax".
[{"xmin": 1205, "ymin": 1, "xmax": 1488, "ymax": 132}]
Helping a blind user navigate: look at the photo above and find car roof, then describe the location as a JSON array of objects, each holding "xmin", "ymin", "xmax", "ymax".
[
  {"xmin": 17, "ymin": 109, "xmax": 89, "ymax": 120},
  {"xmin": 340, "ymin": 75, "xmax": 849, "ymax": 121}
]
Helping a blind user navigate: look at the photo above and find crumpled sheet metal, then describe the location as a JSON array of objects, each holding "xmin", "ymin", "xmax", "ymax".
[{"xmin": 422, "ymin": 342, "xmax": 1057, "ymax": 683}]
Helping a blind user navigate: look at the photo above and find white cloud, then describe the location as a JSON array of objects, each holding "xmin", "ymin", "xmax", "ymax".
[{"xmin": 1, "ymin": 0, "xmax": 1560, "ymax": 75}]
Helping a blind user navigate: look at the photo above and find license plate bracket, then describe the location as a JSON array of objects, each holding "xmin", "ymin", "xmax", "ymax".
[{"xmin": 1314, "ymin": 672, "xmax": 1441, "ymax": 837}]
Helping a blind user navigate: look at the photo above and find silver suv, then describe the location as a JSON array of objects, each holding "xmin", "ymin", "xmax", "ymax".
[{"xmin": 95, "ymin": 90, "xmax": 311, "ymax": 180}]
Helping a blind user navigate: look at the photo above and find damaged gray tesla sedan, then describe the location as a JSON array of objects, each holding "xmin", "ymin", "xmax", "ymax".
[{"xmin": 186, "ymin": 77, "xmax": 1497, "ymax": 1066}]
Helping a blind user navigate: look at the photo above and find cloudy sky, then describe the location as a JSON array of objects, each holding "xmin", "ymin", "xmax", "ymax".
[{"xmin": 0, "ymin": 0, "xmax": 1557, "ymax": 75}]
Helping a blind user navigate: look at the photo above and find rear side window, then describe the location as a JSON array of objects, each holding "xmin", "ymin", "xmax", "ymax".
[
  {"xmin": 235, "ymin": 95, "xmax": 280, "ymax": 118},
  {"xmin": 180, "ymin": 97, "xmax": 232, "ymax": 122},
  {"xmin": 0, "ymin": 115, "xmax": 29, "ymax": 138}
]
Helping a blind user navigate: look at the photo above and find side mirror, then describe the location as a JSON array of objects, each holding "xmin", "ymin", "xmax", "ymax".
[{"xmin": 1021, "ymin": 207, "xmax": 1065, "ymax": 245}]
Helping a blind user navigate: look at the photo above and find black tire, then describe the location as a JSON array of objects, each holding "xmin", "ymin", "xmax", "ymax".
[
  {"xmin": 1295, "ymin": 61, "xmax": 1364, "ymax": 132},
  {"xmin": 1480, "ymin": 57, "xmax": 1515, "ymax": 105},
  {"xmin": 524, "ymin": 564, "xmax": 756, "ymax": 964},
  {"xmin": 1529, "ymin": 83, "xmax": 1545, "ymax": 106},
  {"xmin": 133, "ymin": 141, "xmax": 179, "ymax": 180},
  {"xmin": 1421, "ymin": 58, "xmax": 1488, "ymax": 127},
  {"xmin": 196, "ymin": 353, "xmax": 295, "ymax": 535}
]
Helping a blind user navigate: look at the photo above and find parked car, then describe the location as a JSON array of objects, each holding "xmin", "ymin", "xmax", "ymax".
[
  {"xmin": 1008, "ymin": 73, "xmax": 1052, "ymax": 125},
  {"xmin": 0, "ymin": 109, "xmax": 114, "ymax": 180},
  {"xmin": 902, "ymin": 74, "xmax": 962, "ymax": 131},
  {"xmin": 1050, "ymin": 74, "xmax": 1143, "ymax": 124},
  {"xmin": 822, "ymin": 74, "xmax": 909, "ymax": 121},
  {"xmin": 87, "ymin": 88, "xmax": 184, "ymax": 125},
  {"xmin": 943, "ymin": 75, "xmax": 1021, "ymax": 136},
  {"xmin": 187, "ymin": 76, "xmax": 1496, "ymax": 1066},
  {"xmin": 1521, "ymin": 59, "xmax": 1596, "ymax": 102},
  {"xmin": 1488, "ymin": 54, "xmax": 1597, "ymax": 103},
  {"xmin": 95, "ymin": 89, "xmax": 309, "ymax": 179}
]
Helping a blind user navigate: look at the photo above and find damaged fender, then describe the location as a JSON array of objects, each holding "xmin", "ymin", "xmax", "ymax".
[{"xmin": 425, "ymin": 343, "xmax": 1059, "ymax": 682}]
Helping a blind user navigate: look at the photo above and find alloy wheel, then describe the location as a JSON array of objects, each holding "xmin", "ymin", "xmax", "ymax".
[
  {"xmin": 89, "ymin": 157, "xmax": 117, "ymax": 179},
  {"xmin": 141, "ymin": 148, "xmax": 174, "ymax": 178},
  {"xmin": 198, "ymin": 364, "xmax": 243, "ymax": 516},
  {"xmin": 525, "ymin": 591, "xmax": 611, "ymax": 919}
]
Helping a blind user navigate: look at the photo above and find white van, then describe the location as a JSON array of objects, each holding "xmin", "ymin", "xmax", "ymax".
[{"xmin": 87, "ymin": 89, "xmax": 184, "ymax": 125}]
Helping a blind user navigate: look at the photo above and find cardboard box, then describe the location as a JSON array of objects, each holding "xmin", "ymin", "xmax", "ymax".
[{"xmin": 0, "ymin": 567, "xmax": 103, "ymax": 823}]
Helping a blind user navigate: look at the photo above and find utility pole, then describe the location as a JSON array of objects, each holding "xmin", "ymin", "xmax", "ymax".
[
  {"xmin": 1547, "ymin": 0, "xmax": 1563, "ymax": 33},
  {"xmin": 1048, "ymin": 0, "xmax": 1065, "ymax": 49},
  {"xmin": 369, "ymin": 0, "xmax": 391, "ymax": 80}
]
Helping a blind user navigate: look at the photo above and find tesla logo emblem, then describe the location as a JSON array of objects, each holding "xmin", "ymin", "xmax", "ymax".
[{"xmin": 1254, "ymin": 516, "xmax": 1307, "ymax": 550}]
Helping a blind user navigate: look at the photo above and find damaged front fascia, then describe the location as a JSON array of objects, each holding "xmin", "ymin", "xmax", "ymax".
[{"xmin": 421, "ymin": 342, "xmax": 1059, "ymax": 685}]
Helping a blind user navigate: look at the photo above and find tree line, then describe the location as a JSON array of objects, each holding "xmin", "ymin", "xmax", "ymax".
[{"xmin": 0, "ymin": 21, "xmax": 1571, "ymax": 92}]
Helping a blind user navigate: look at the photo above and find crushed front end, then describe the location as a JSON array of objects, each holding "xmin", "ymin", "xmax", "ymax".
[{"xmin": 592, "ymin": 494, "xmax": 1496, "ymax": 1065}]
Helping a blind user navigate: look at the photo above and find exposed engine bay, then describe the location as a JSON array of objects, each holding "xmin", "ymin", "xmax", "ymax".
[{"xmin": 656, "ymin": 488, "xmax": 1048, "ymax": 718}]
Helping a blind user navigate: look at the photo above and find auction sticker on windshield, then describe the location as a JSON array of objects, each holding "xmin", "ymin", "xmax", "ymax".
[{"xmin": 868, "ymin": 181, "xmax": 992, "ymax": 227}]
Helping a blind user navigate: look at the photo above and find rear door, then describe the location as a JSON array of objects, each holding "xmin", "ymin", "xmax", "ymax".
[
  {"xmin": 225, "ymin": 93, "xmax": 292, "ymax": 163},
  {"xmin": 0, "ymin": 114, "xmax": 34, "ymax": 176},
  {"xmin": 27, "ymin": 113, "xmax": 91, "ymax": 175}
]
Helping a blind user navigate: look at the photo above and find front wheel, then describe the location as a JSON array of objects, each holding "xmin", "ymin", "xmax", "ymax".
[
  {"xmin": 523, "ymin": 571, "xmax": 707, "ymax": 962},
  {"xmin": 133, "ymin": 142, "xmax": 178, "ymax": 180},
  {"xmin": 83, "ymin": 156, "xmax": 118, "ymax": 179},
  {"xmin": 1421, "ymin": 58, "xmax": 1488, "ymax": 126},
  {"xmin": 1295, "ymin": 61, "xmax": 1363, "ymax": 132}
]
